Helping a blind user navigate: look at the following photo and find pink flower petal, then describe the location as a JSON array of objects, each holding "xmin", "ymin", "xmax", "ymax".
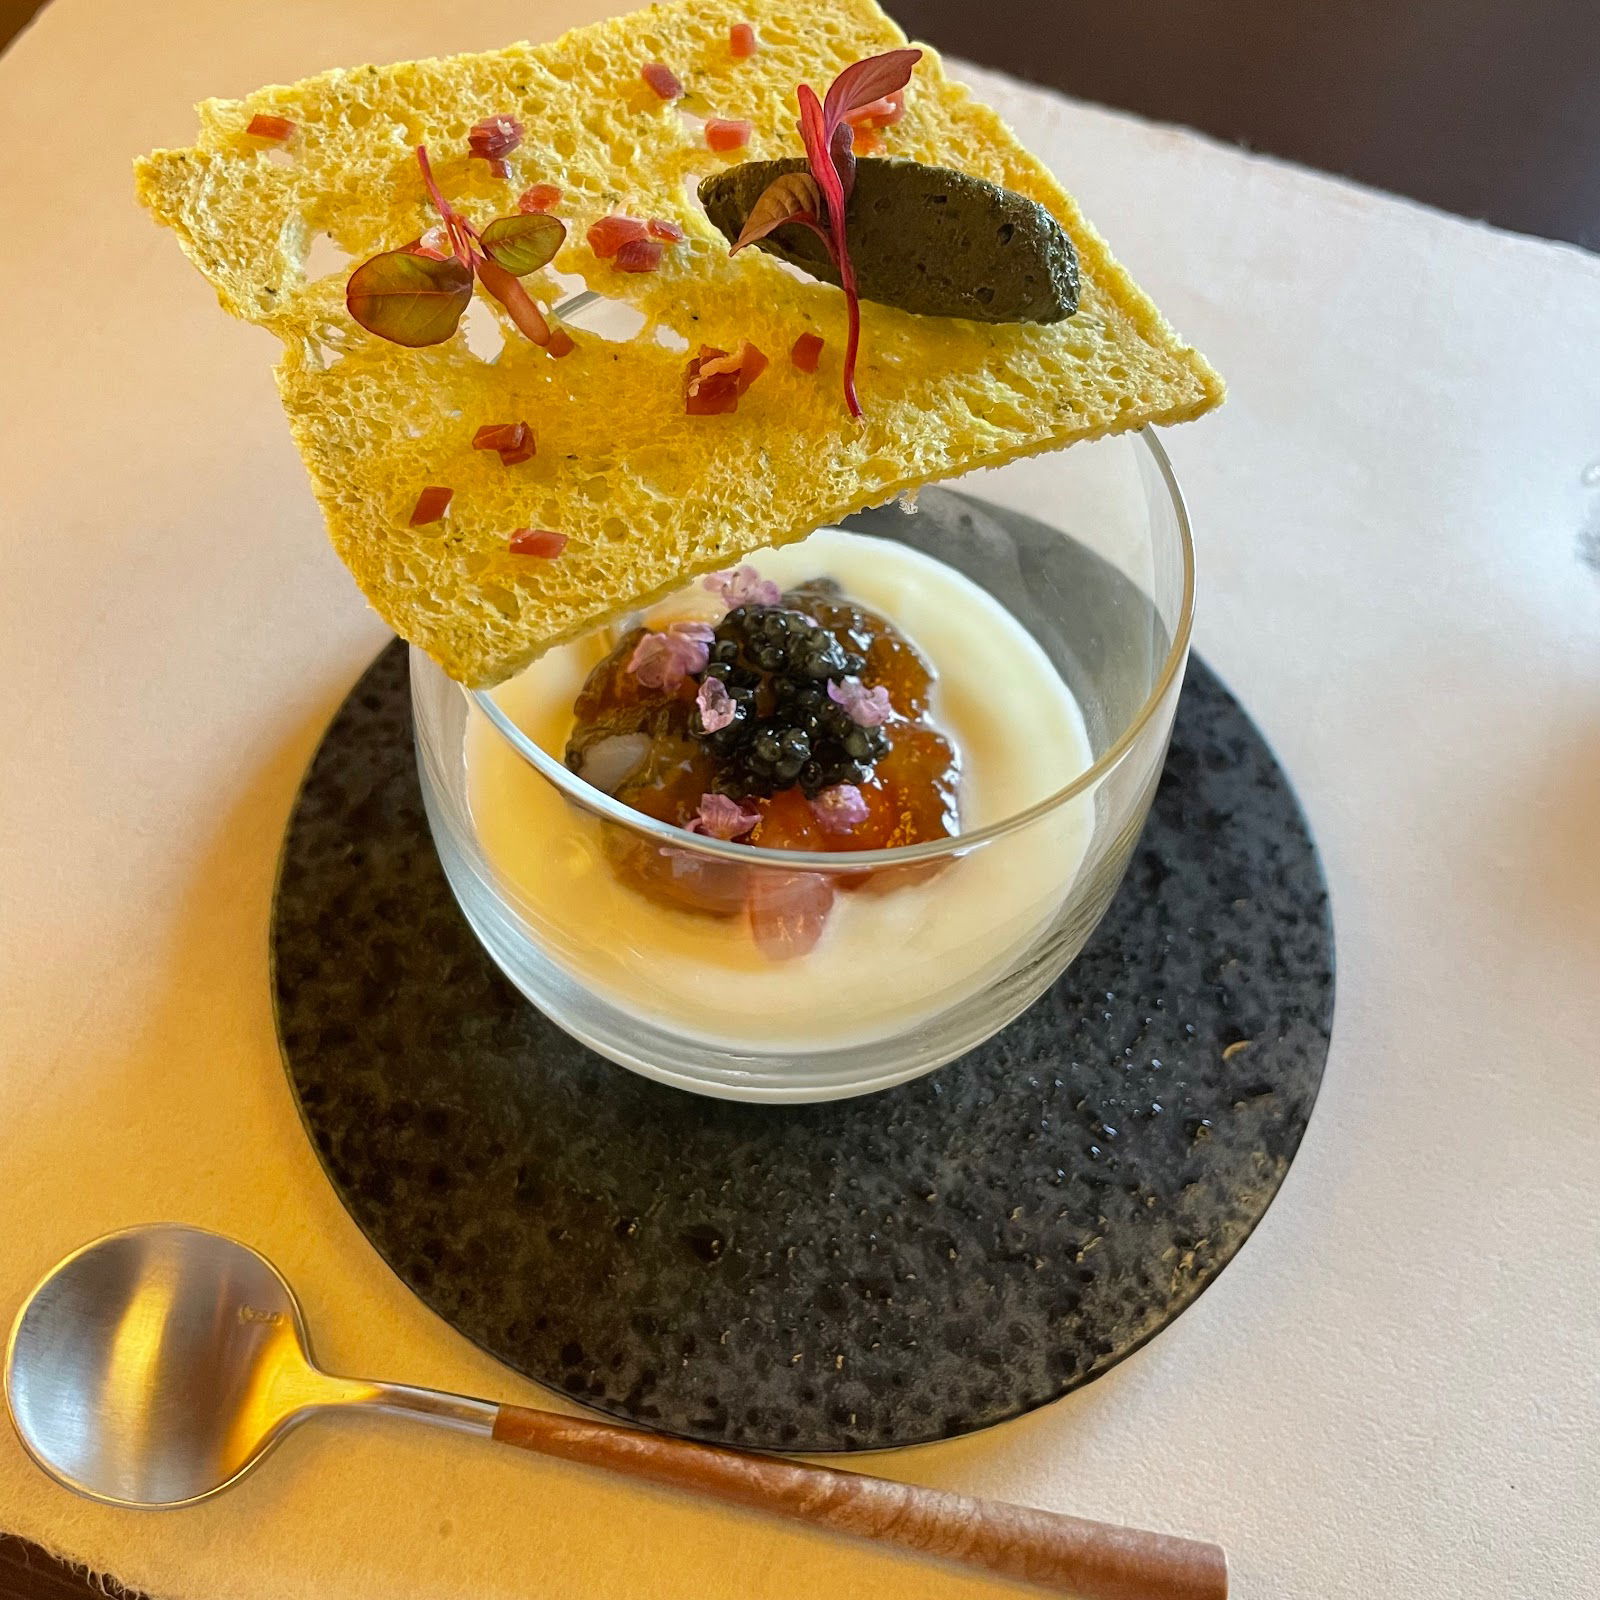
[
  {"xmin": 703, "ymin": 564, "xmax": 782, "ymax": 609},
  {"xmin": 627, "ymin": 621, "xmax": 714, "ymax": 688},
  {"xmin": 626, "ymin": 633, "xmax": 677, "ymax": 687},
  {"xmin": 827, "ymin": 677, "xmax": 892, "ymax": 727},
  {"xmin": 696, "ymin": 676, "xmax": 737, "ymax": 732},
  {"xmin": 687, "ymin": 792, "xmax": 761, "ymax": 839},
  {"xmin": 809, "ymin": 783, "xmax": 869, "ymax": 833},
  {"xmin": 747, "ymin": 869, "xmax": 834, "ymax": 959}
]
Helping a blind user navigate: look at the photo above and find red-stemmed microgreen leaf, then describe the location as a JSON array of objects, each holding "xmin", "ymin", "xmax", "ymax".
[
  {"xmin": 796, "ymin": 85, "xmax": 847, "ymax": 261},
  {"xmin": 346, "ymin": 249, "xmax": 474, "ymax": 347},
  {"xmin": 479, "ymin": 212, "xmax": 566, "ymax": 275},
  {"xmin": 415, "ymin": 143, "xmax": 450, "ymax": 209},
  {"xmin": 413, "ymin": 145, "xmax": 475, "ymax": 268},
  {"xmin": 732, "ymin": 170, "xmax": 825, "ymax": 251},
  {"xmin": 348, "ymin": 147, "xmax": 569, "ymax": 351},
  {"xmin": 796, "ymin": 84, "xmax": 836, "ymax": 202},
  {"xmin": 781, "ymin": 212, "xmax": 840, "ymax": 257},
  {"xmin": 821, "ymin": 49, "xmax": 921, "ymax": 131},
  {"xmin": 473, "ymin": 254, "xmax": 552, "ymax": 345},
  {"xmin": 796, "ymin": 83, "xmax": 861, "ymax": 417},
  {"xmin": 789, "ymin": 51, "xmax": 921, "ymax": 417},
  {"xmin": 829, "ymin": 120, "xmax": 857, "ymax": 200}
]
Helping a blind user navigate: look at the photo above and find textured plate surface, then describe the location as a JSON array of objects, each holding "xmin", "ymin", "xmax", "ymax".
[{"xmin": 273, "ymin": 640, "xmax": 1333, "ymax": 1452}]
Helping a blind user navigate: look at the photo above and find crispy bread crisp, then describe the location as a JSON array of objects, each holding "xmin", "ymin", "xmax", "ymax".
[{"xmin": 136, "ymin": 0, "xmax": 1222, "ymax": 686}]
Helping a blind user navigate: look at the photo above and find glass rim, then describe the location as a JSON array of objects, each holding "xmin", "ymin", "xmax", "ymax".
[{"xmin": 461, "ymin": 426, "xmax": 1195, "ymax": 871}]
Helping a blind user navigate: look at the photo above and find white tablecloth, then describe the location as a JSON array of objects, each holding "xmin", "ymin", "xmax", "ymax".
[{"xmin": 2, "ymin": 3, "xmax": 1597, "ymax": 1597}]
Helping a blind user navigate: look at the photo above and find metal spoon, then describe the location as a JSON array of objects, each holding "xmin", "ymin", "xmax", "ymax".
[{"xmin": 5, "ymin": 1225, "xmax": 1227, "ymax": 1599}]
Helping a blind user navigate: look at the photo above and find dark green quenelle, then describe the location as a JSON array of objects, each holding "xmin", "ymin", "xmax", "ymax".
[{"xmin": 698, "ymin": 157, "xmax": 1079, "ymax": 324}]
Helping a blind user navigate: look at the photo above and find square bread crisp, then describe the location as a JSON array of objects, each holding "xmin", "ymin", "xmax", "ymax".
[{"xmin": 136, "ymin": 0, "xmax": 1223, "ymax": 687}]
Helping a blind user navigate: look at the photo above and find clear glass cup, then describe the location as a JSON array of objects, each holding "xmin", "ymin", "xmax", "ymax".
[{"xmin": 411, "ymin": 425, "xmax": 1193, "ymax": 1102}]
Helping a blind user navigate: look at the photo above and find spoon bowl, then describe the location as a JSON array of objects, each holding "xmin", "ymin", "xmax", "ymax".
[{"xmin": 5, "ymin": 1225, "xmax": 331, "ymax": 1506}]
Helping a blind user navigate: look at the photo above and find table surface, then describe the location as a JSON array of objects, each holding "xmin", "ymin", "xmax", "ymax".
[{"xmin": 2, "ymin": 2, "xmax": 1597, "ymax": 1598}]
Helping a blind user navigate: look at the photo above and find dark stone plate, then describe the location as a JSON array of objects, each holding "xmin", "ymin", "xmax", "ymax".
[{"xmin": 273, "ymin": 640, "xmax": 1333, "ymax": 1452}]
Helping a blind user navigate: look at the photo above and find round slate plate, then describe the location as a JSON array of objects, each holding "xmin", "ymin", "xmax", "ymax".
[{"xmin": 273, "ymin": 641, "xmax": 1333, "ymax": 1453}]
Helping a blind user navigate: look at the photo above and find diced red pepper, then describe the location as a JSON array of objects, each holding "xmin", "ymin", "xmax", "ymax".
[
  {"xmin": 470, "ymin": 114, "xmax": 524, "ymax": 150},
  {"xmin": 845, "ymin": 90, "xmax": 905, "ymax": 129},
  {"xmin": 685, "ymin": 347, "xmax": 738, "ymax": 416},
  {"xmin": 684, "ymin": 342, "xmax": 768, "ymax": 415},
  {"xmin": 473, "ymin": 421, "xmax": 535, "ymax": 465},
  {"xmin": 685, "ymin": 378, "xmax": 738, "ymax": 416},
  {"xmin": 613, "ymin": 236, "xmax": 666, "ymax": 273},
  {"xmin": 517, "ymin": 183, "xmax": 563, "ymax": 213},
  {"xmin": 508, "ymin": 529, "xmax": 568, "ymax": 558},
  {"xmin": 468, "ymin": 114, "xmax": 523, "ymax": 179},
  {"xmin": 845, "ymin": 91, "xmax": 905, "ymax": 156},
  {"xmin": 790, "ymin": 332, "xmax": 824, "ymax": 373},
  {"xmin": 704, "ymin": 118, "xmax": 753, "ymax": 153},
  {"xmin": 646, "ymin": 217, "xmax": 686, "ymax": 243},
  {"xmin": 739, "ymin": 343, "xmax": 770, "ymax": 386},
  {"xmin": 246, "ymin": 114, "xmax": 295, "ymax": 141},
  {"xmin": 729, "ymin": 23, "xmax": 758, "ymax": 59},
  {"xmin": 408, "ymin": 486, "xmax": 453, "ymax": 525},
  {"xmin": 641, "ymin": 62, "xmax": 683, "ymax": 100},
  {"xmin": 545, "ymin": 325, "xmax": 576, "ymax": 358},
  {"xmin": 587, "ymin": 214, "xmax": 650, "ymax": 258}
]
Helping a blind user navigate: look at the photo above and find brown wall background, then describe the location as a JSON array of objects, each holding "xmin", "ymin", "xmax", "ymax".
[{"xmin": 3, "ymin": 0, "xmax": 1591, "ymax": 246}]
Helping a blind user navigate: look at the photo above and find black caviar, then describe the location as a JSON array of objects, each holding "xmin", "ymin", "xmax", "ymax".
[{"xmin": 693, "ymin": 605, "xmax": 890, "ymax": 798}]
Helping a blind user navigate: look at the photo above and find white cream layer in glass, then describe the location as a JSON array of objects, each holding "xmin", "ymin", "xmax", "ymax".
[{"xmin": 467, "ymin": 527, "xmax": 1094, "ymax": 1050}]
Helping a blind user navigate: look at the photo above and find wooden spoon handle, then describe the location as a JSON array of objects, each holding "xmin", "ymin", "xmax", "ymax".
[{"xmin": 492, "ymin": 1405, "xmax": 1226, "ymax": 1599}]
